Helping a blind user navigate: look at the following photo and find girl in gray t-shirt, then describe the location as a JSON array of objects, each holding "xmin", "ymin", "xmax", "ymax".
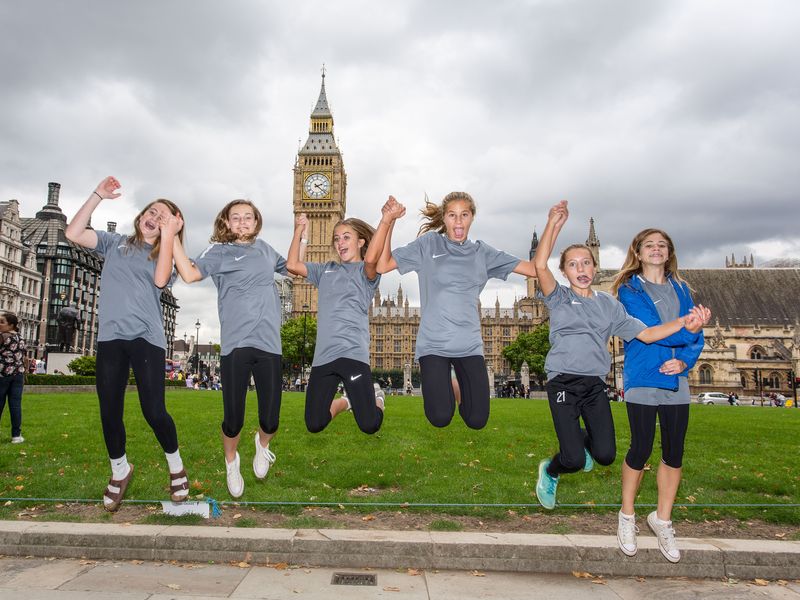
[
  {"xmin": 65, "ymin": 176, "xmax": 190, "ymax": 512},
  {"xmin": 532, "ymin": 201, "xmax": 708, "ymax": 513},
  {"xmin": 286, "ymin": 200, "xmax": 402, "ymax": 435},
  {"xmin": 377, "ymin": 192, "xmax": 537, "ymax": 430},
  {"xmin": 172, "ymin": 199, "xmax": 287, "ymax": 499}
]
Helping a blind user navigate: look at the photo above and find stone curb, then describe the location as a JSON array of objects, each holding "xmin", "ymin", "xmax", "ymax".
[{"xmin": 0, "ymin": 520, "xmax": 797, "ymax": 580}]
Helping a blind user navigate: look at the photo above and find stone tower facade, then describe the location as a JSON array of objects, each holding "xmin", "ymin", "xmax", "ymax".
[{"xmin": 291, "ymin": 70, "xmax": 347, "ymax": 315}]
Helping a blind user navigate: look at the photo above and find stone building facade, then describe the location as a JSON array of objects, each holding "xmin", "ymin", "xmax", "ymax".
[{"xmin": 0, "ymin": 199, "xmax": 44, "ymax": 355}]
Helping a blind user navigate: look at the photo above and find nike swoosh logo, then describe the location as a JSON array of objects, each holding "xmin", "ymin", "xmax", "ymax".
[
  {"xmin": 432, "ymin": 253, "xmax": 447, "ymax": 259},
  {"xmin": 653, "ymin": 299, "xmax": 662, "ymax": 304},
  {"xmin": 234, "ymin": 256, "xmax": 246, "ymax": 261},
  {"xmin": 570, "ymin": 300, "xmax": 582, "ymax": 305},
  {"xmin": 117, "ymin": 245, "xmax": 127, "ymax": 249},
  {"xmin": 324, "ymin": 269, "xmax": 335, "ymax": 273},
  {"xmin": 350, "ymin": 374, "xmax": 362, "ymax": 381}
]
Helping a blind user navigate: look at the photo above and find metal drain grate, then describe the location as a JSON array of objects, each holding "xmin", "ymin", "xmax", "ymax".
[{"xmin": 331, "ymin": 572, "xmax": 377, "ymax": 586}]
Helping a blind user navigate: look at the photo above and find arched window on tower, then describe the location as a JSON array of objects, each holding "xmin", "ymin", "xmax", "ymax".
[
  {"xmin": 699, "ymin": 364, "xmax": 713, "ymax": 385},
  {"xmin": 749, "ymin": 345, "xmax": 766, "ymax": 360}
]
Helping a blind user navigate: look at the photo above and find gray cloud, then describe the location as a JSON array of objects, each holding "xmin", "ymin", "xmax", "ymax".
[{"xmin": 2, "ymin": 0, "xmax": 798, "ymax": 341}]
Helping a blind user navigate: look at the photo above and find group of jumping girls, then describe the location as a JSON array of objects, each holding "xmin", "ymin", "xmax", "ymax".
[{"xmin": 66, "ymin": 178, "xmax": 710, "ymax": 564}]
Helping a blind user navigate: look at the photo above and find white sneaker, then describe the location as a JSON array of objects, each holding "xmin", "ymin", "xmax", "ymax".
[
  {"xmin": 647, "ymin": 511, "xmax": 681, "ymax": 563},
  {"xmin": 225, "ymin": 452, "xmax": 244, "ymax": 498},
  {"xmin": 617, "ymin": 511, "xmax": 639, "ymax": 557},
  {"xmin": 252, "ymin": 432, "xmax": 276, "ymax": 479},
  {"xmin": 374, "ymin": 383, "xmax": 385, "ymax": 411},
  {"xmin": 10, "ymin": 436, "xmax": 24, "ymax": 444}
]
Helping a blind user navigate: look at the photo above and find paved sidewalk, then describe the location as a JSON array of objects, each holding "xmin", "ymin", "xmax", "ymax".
[
  {"xmin": 1, "ymin": 556, "xmax": 799, "ymax": 599},
  {"xmin": 0, "ymin": 520, "xmax": 798, "ymax": 581}
]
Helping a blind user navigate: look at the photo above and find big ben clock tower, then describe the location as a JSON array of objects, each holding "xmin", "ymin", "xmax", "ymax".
[{"xmin": 292, "ymin": 69, "xmax": 347, "ymax": 315}]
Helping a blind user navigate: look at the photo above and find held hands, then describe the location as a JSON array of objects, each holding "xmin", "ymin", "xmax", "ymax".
[
  {"xmin": 161, "ymin": 213, "xmax": 184, "ymax": 237},
  {"xmin": 381, "ymin": 195, "xmax": 406, "ymax": 224},
  {"xmin": 547, "ymin": 200, "xmax": 569, "ymax": 228},
  {"xmin": 94, "ymin": 176, "xmax": 122, "ymax": 200},
  {"xmin": 683, "ymin": 304, "xmax": 711, "ymax": 333}
]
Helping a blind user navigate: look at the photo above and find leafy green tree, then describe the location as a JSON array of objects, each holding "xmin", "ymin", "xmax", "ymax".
[
  {"xmin": 280, "ymin": 315, "xmax": 317, "ymax": 374},
  {"xmin": 67, "ymin": 355, "xmax": 96, "ymax": 376},
  {"xmin": 501, "ymin": 324, "xmax": 550, "ymax": 386}
]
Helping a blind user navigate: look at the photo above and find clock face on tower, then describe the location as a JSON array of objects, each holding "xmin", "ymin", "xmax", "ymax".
[{"xmin": 303, "ymin": 172, "xmax": 331, "ymax": 199}]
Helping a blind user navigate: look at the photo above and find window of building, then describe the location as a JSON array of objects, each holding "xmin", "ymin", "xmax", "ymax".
[
  {"xmin": 749, "ymin": 346, "xmax": 765, "ymax": 360},
  {"xmin": 699, "ymin": 364, "xmax": 713, "ymax": 384}
]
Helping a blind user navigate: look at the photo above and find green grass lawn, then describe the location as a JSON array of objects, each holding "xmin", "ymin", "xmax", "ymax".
[{"xmin": 1, "ymin": 389, "xmax": 798, "ymax": 524}]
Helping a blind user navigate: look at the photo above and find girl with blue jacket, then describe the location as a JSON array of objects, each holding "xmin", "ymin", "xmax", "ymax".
[{"xmin": 612, "ymin": 229, "xmax": 711, "ymax": 564}]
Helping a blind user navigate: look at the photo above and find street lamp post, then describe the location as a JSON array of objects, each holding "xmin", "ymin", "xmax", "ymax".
[
  {"xmin": 194, "ymin": 319, "xmax": 201, "ymax": 377},
  {"xmin": 301, "ymin": 304, "xmax": 309, "ymax": 391}
]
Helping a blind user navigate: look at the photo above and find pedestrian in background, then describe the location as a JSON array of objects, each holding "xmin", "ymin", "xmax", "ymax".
[{"xmin": 0, "ymin": 312, "xmax": 27, "ymax": 444}]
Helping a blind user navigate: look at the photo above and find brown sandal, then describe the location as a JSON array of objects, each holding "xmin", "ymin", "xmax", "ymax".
[
  {"xmin": 169, "ymin": 468, "xmax": 189, "ymax": 502},
  {"xmin": 103, "ymin": 464, "xmax": 134, "ymax": 512}
]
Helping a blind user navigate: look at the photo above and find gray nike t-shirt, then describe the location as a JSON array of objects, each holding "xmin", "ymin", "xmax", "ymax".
[
  {"xmin": 625, "ymin": 278, "xmax": 689, "ymax": 406},
  {"xmin": 305, "ymin": 261, "xmax": 380, "ymax": 366},
  {"xmin": 93, "ymin": 230, "xmax": 170, "ymax": 349},
  {"xmin": 542, "ymin": 284, "xmax": 646, "ymax": 380},
  {"xmin": 194, "ymin": 239, "xmax": 288, "ymax": 356},
  {"xmin": 393, "ymin": 232, "xmax": 520, "ymax": 359}
]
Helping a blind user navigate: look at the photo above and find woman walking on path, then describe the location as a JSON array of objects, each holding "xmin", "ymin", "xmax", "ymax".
[
  {"xmin": 532, "ymin": 201, "xmax": 708, "ymax": 514},
  {"xmin": 286, "ymin": 197, "xmax": 404, "ymax": 434},
  {"xmin": 612, "ymin": 229, "xmax": 711, "ymax": 563},
  {"xmin": 0, "ymin": 312, "xmax": 27, "ymax": 444},
  {"xmin": 171, "ymin": 200, "xmax": 288, "ymax": 499},
  {"xmin": 376, "ymin": 191, "xmax": 538, "ymax": 429},
  {"xmin": 65, "ymin": 176, "xmax": 190, "ymax": 512}
]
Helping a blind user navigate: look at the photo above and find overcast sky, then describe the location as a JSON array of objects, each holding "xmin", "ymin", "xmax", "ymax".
[{"xmin": 2, "ymin": 1, "xmax": 798, "ymax": 343}]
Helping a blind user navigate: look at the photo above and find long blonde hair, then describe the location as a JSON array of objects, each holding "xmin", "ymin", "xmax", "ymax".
[
  {"xmin": 129, "ymin": 199, "xmax": 184, "ymax": 260},
  {"xmin": 418, "ymin": 191, "xmax": 476, "ymax": 237},
  {"xmin": 332, "ymin": 218, "xmax": 375, "ymax": 260},
  {"xmin": 612, "ymin": 228, "xmax": 687, "ymax": 295},
  {"xmin": 210, "ymin": 200, "xmax": 263, "ymax": 243}
]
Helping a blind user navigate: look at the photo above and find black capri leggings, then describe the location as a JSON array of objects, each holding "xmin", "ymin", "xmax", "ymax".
[
  {"xmin": 419, "ymin": 354, "xmax": 490, "ymax": 429},
  {"xmin": 305, "ymin": 357, "xmax": 383, "ymax": 434},
  {"xmin": 220, "ymin": 347, "xmax": 282, "ymax": 438},
  {"xmin": 624, "ymin": 402, "xmax": 689, "ymax": 470},
  {"xmin": 96, "ymin": 338, "xmax": 178, "ymax": 459},
  {"xmin": 545, "ymin": 373, "xmax": 616, "ymax": 477}
]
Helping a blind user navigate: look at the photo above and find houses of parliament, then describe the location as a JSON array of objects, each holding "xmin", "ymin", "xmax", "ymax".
[{"xmin": 291, "ymin": 73, "xmax": 800, "ymax": 397}]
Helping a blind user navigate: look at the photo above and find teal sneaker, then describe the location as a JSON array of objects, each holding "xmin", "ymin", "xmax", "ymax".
[
  {"xmin": 536, "ymin": 459, "xmax": 559, "ymax": 510},
  {"xmin": 583, "ymin": 448, "xmax": 594, "ymax": 472}
]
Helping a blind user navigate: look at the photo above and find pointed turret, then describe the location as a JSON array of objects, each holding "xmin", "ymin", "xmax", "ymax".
[
  {"xmin": 300, "ymin": 68, "xmax": 338, "ymax": 154},
  {"xmin": 529, "ymin": 229, "xmax": 539, "ymax": 261},
  {"xmin": 586, "ymin": 217, "xmax": 600, "ymax": 269}
]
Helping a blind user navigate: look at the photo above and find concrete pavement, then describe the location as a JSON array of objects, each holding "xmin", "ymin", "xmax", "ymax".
[
  {"xmin": 1, "ymin": 520, "xmax": 799, "ymax": 581},
  {"xmin": 1, "ymin": 555, "xmax": 800, "ymax": 599}
]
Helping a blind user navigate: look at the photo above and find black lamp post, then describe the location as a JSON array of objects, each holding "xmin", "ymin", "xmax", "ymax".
[
  {"xmin": 194, "ymin": 319, "xmax": 201, "ymax": 376},
  {"xmin": 301, "ymin": 304, "xmax": 309, "ymax": 390}
]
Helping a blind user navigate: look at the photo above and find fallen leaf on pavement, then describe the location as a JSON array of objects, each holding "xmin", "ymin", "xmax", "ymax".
[
  {"xmin": 572, "ymin": 571, "xmax": 593, "ymax": 579},
  {"xmin": 471, "ymin": 570, "xmax": 486, "ymax": 577},
  {"xmin": 753, "ymin": 579, "xmax": 769, "ymax": 586},
  {"xmin": 407, "ymin": 568, "xmax": 420, "ymax": 576}
]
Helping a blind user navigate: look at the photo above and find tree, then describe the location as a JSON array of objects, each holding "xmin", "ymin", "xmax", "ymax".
[
  {"xmin": 501, "ymin": 324, "xmax": 550, "ymax": 386},
  {"xmin": 280, "ymin": 315, "xmax": 317, "ymax": 374},
  {"xmin": 67, "ymin": 355, "xmax": 96, "ymax": 376}
]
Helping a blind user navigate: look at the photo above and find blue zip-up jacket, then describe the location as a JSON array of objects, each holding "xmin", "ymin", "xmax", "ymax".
[{"xmin": 618, "ymin": 275, "xmax": 704, "ymax": 391}]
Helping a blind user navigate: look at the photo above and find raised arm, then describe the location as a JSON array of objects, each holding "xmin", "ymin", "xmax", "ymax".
[
  {"xmin": 376, "ymin": 197, "xmax": 405, "ymax": 275},
  {"xmin": 171, "ymin": 223, "xmax": 203, "ymax": 283},
  {"xmin": 65, "ymin": 176, "xmax": 122, "ymax": 248},
  {"xmin": 154, "ymin": 213, "xmax": 182, "ymax": 288},
  {"xmin": 366, "ymin": 196, "xmax": 405, "ymax": 279},
  {"xmin": 532, "ymin": 200, "xmax": 569, "ymax": 296},
  {"xmin": 287, "ymin": 213, "xmax": 309, "ymax": 277},
  {"xmin": 636, "ymin": 305, "xmax": 710, "ymax": 344}
]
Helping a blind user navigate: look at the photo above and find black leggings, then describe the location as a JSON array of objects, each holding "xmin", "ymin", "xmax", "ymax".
[
  {"xmin": 96, "ymin": 338, "xmax": 178, "ymax": 459},
  {"xmin": 624, "ymin": 402, "xmax": 689, "ymax": 470},
  {"xmin": 305, "ymin": 357, "xmax": 383, "ymax": 434},
  {"xmin": 220, "ymin": 347, "xmax": 282, "ymax": 438},
  {"xmin": 419, "ymin": 354, "xmax": 490, "ymax": 429},
  {"xmin": 545, "ymin": 374, "xmax": 615, "ymax": 477}
]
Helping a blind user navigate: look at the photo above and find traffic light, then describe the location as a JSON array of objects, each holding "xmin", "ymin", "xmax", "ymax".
[{"xmin": 789, "ymin": 371, "xmax": 794, "ymax": 386}]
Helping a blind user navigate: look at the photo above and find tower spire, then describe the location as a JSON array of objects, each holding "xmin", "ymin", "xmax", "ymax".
[{"xmin": 586, "ymin": 217, "xmax": 600, "ymax": 269}]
